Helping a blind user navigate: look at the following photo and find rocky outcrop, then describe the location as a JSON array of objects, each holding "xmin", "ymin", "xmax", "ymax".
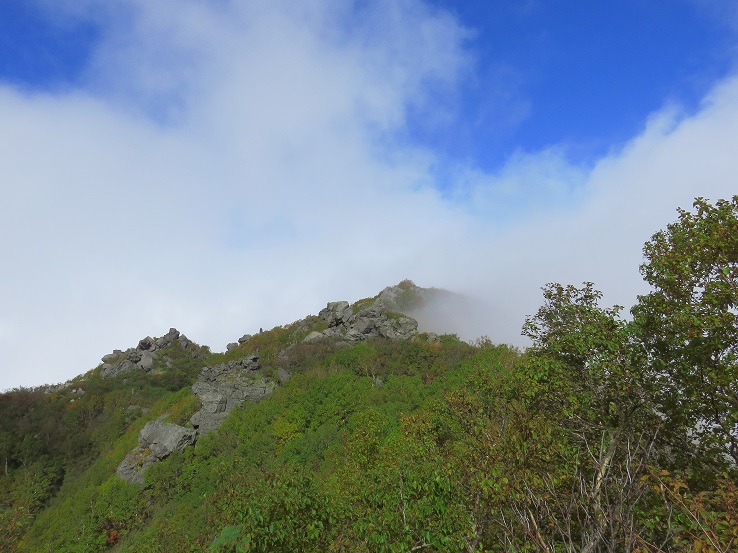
[
  {"xmin": 100, "ymin": 328, "xmax": 203, "ymax": 378},
  {"xmin": 370, "ymin": 280, "xmax": 489, "ymax": 341},
  {"xmin": 303, "ymin": 300, "xmax": 418, "ymax": 343},
  {"xmin": 116, "ymin": 417, "xmax": 197, "ymax": 485},
  {"xmin": 117, "ymin": 353, "xmax": 276, "ymax": 483},
  {"xmin": 373, "ymin": 280, "xmax": 431, "ymax": 312},
  {"xmin": 190, "ymin": 354, "xmax": 276, "ymax": 435}
]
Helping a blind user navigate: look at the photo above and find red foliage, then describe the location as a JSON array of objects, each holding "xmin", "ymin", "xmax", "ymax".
[{"xmin": 106, "ymin": 529, "xmax": 120, "ymax": 545}]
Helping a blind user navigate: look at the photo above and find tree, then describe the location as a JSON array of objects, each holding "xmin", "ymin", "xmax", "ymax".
[
  {"xmin": 633, "ymin": 196, "xmax": 738, "ymax": 468},
  {"xmin": 519, "ymin": 283, "xmax": 659, "ymax": 553}
]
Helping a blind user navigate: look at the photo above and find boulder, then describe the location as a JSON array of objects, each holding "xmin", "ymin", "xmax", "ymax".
[
  {"xmin": 116, "ymin": 418, "xmax": 196, "ymax": 485},
  {"xmin": 190, "ymin": 355, "xmax": 275, "ymax": 435},
  {"xmin": 303, "ymin": 331, "xmax": 325, "ymax": 343},
  {"xmin": 101, "ymin": 353, "xmax": 120, "ymax": 363},
  {"xmin": 319, "ymin": 301, "xmax": 353, "ymax": 327},
  {"xmin": 138, "ymin": 337, "xmax": 155, "ymax": 351},
  {"xmin": 139, "ymin": 351, "xmax": 155, "ymax": 372},
  {"xmin": 140, "ymin": 419, "xmax": 197, "ymax": 459}
]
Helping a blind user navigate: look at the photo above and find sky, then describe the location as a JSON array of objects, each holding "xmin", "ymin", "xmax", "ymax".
[{"xmin": 2, "ymin": 0, "xmax": 738, "ymax": 390}]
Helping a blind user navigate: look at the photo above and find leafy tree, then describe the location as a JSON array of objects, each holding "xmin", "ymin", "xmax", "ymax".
[
  {"xmin": 515, "ymin": 282, "xmax": 659, "ymax": 552},
  {"xmin": 633, "ymin": 196, "xmax": 738, "ymax": 468}
]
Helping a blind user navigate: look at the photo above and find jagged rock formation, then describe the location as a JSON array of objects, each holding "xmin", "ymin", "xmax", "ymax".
[
  {"xmin": 116, "ymin": 417, "xmax": 197, "ymax": 485},
  {"xmin": 100, "ymin": 328, "xmax": 203, "ymax": 378},
  {"xmin": 303, "ymin": 300, "xmax": 418, "ymax": 343},
  {"xmin": 117, "ymin": 353, "xmax": 277, "ymax": 483},
  {"xmin": 190, "ymin": 355, "xmax": 276, "ymax": 434}
]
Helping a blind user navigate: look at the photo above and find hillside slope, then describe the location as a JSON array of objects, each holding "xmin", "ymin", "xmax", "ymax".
[
  {"xmin": 3, "ymin": 195, "xmax": 738, "ymax": 553},
  {"xmin": 1, "ymin": 281, "xmax": 486, "ymax": 551}
]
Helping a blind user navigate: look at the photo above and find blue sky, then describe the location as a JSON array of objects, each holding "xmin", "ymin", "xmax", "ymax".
[
  {"xmin": 422, "ymin": 0, "xmax": 736, "ymax": 168},
  {"xmin": 2, "ymin": 0, "xmax": 738, "ymax": 389}
]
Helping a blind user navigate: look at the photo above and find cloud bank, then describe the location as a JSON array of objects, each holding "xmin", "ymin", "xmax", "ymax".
[{"xmin": 2, "ymin": 0, "xmax": 738, "ymax": 389}]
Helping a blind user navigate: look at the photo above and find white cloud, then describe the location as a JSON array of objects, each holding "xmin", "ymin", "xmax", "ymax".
[
  {"xmin": 2, "ymin": 0, "xmax": 738, "ymax": 389},
  {"xmin": 454, "ymin": 77, "xmax": 738, "ymax": 345},
  {"xmin": 0, "ymin": 0, "xmax": 471, "ymax": 389}
]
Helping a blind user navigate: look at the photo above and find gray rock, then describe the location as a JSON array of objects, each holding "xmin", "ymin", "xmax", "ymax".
[
  {"xmin": 116, "ymin": 418, "xmax": 196, "ymax": 485},
  {"xmin": 189, "ymin": 411, "xmax": 230, "ymax": 434},
  {"xmin": 322, "ymin": 327, "xmax": 341, "ymax": 339},
  {"xmin": 306, "ymin": 301, "xmax": 418, "ymax": 344},
  {"xmin": 138, "ymin": 337, "xmax": 155, "ymax": 351},
  {"xmin": 303, "ymin": 331, "xmax": 325, "ymax": 343},
  {"xmin": 344, "ymin": 328, "xmax": 364, "ymax": 341},
  {"xmin": 154, "ymin": 328, "xmax": 181, "ymax": 349},
  {"xmin": 101, "ymin": 353, "xmax": 120, "ymax": 363},
  {"xmin": 227, "ymin": 355, "xmax": 260, "ymax": 371},
  {"xmin": 195, "ymin": 388, "xmax": 228, "ymax": 414},
  {"xmin": 319, "ymin": 301, "xmax": 353, "ymax": 327},
  {"xmin": 354, "ymin": 311, "xmax": 377, "ymax": 335},
  {"xmin": 100, "ymin": 363, "xmax": 115, "ymax": 377},
  {"xmin": 119, "ymin": 359, "xmax": 138, "ymax": 373},
  {"xmin": 101, "ymin": 359, "xmax": 139, "ymax": 378},
  {"xmin": 238, "ymin": 334, "xmax": 252, "ymax": 344},
  {"xmin": 189, "ymin": 355, "xmax": 274, "ymax": 435},
  {"xmin": 140, "ymin": 419, "xmax": 197, "ymax": 459},
  {"xmin": 226, "ymin": 342, "xmax": 239, "ymax": 352},
  {"xmin": 138, "ymin": 350, "xmax": 155, "ymax": 372},
  {"xmin": 163, "ymin": 327, "xmax": 180, "ymax": 342}
]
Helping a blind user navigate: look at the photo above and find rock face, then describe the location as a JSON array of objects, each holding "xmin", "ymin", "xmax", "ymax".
[
  {"xmin": 303, "ymin": 300, "xmax": 418, "ymax": 343},
  {"xmin": 100, "ymin": 328, "xmax": 203, "ymax": 378},
  {"xmin": 190, "ymin": 354, "xmax": 276, "ymax": 435},
  {"xmin": 117, "ymin": 354, "xmax": 276, "ymax": 483},
  {"xmin": 116, "ymin": 418, "xmax": 197, "ymax": 485}
]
